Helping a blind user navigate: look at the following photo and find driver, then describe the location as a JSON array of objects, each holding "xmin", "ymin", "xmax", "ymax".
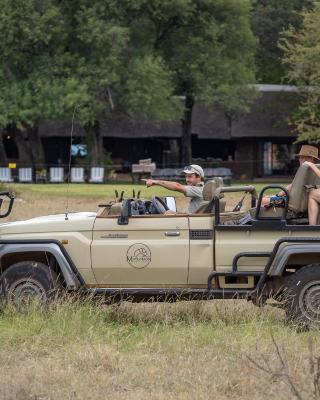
[{"xmin": 144, "ymin": 164, "xmax": 204, "ymax": 213}]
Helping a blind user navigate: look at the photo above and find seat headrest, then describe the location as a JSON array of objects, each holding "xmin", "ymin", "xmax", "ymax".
[
  {"xmin": 289, "ymin": 164, "xmax": 320, "ymax": 213},
  {"xmin": 202, "ymin": 178, "xmax": 223, "ymax": 201},
  {"xmin": 97, "ymin": 202, "xmax": 123, "ymax": 217}
]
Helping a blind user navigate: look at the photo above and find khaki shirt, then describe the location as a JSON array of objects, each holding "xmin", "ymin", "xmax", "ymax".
[{"xmin": 185, "ymin": 184, "xmax": 204, "ymax": 213}]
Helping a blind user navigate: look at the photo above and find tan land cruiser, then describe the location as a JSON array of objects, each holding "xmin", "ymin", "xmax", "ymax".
[{"xmin": 1, "ymin": 163, "xmax": 320, "ymax": 326}]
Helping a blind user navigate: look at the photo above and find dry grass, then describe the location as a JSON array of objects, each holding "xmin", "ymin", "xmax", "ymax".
[
  {"xmin": 0, "ymin": 299, "xmax": 319, "ymax": 400},
  {"xmin": 0, "ymin": 185, "xmax": 318, "ymax": 400}
]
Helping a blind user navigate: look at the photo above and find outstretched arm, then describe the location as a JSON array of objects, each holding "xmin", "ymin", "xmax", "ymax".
[{"xmin": 143, "ymin": 179, "xmax": 187, "ymax": 194}]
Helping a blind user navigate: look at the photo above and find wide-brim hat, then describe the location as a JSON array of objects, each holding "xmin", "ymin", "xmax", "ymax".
[
  {"xmin": 182, "ymin": 164, "xmax": 204, "ymax": 178},
  {"xmin": 296, "ymin": 145, "xmax": 320, "ymax": 160}
]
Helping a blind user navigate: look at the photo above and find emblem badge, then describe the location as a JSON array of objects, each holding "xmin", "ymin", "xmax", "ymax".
[{"xmin": 126, "ymin": 243, "xmax": 152, "ymax": 269}]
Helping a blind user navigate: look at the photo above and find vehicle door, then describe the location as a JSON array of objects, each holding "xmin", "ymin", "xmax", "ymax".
[
  {"xmin": 214, "ymin": 186, "xmax": 287, "ymax": 288},
  {"xmin": 188, "ymin": 214, "xmax": 215, "ymax": 288},
  {"xmin": 90, "ymin": 213, "xmax": 189, "ymax": 287}
]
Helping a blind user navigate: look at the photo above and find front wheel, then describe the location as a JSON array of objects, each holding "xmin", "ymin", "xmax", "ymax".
[
  {"xmin": 284, "ymin": 264, "xmax": 320, "ymax": 327},
  {"xmin": 0, "ymin": 261, "xmax": 61, "ymax": 306}
]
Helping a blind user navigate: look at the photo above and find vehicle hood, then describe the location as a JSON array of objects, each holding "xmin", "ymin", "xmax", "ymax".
[{"xmin": 0, "ymin": 212, "xmax": 97, "ymax": 236}]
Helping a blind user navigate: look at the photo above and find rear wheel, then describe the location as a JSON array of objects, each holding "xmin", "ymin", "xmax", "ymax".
[
  {"xmin": 0, "ymin": 261, "xmax": 61, "ymax": 306},
  {"xmin": 284, "ymin": 264, "xmax": 320, "ymax": 327}
]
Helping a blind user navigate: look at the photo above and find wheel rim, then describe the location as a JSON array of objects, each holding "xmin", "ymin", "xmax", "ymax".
[
  {"xmin": 299, "ymin": 280, "xmax": 320, "ymax": 323},
  {"xmin": 8, "ymin": 278, "xmax": 46, "ymax": 306}
]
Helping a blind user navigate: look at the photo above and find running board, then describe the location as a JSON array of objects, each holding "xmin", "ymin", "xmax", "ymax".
[{"xmin": 86, "ymin": 287, "xmax": 252, "ymax": 300}]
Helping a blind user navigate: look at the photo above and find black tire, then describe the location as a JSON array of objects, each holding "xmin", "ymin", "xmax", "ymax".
[
  {"xmin": 284, "ymin": 264, "xmax": 320, "ymax": 327},
  {"xmin": 0, "ymin": 261, "xmax": 61, "ymax": 305}
]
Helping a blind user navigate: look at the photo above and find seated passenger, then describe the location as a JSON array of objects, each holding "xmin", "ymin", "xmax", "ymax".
[
  {"xmin": 303, "ymin": 160, "xmax": 320, "ymax": 225},
  {"xmin": 262, "ymin": 145, "xmax": 319, "ymax": 207},
  {"xmin": 143, "ymin": 164, "xmax": 204, "ymax": 213}
]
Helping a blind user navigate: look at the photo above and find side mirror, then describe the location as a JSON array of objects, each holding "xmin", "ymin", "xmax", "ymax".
[
  {"xmin": 117, "ymin": 199, "xmax": 132, "ymax": 225},
  {"xmin": 0, "ymin": 192, "xmax": 14, "ymax": 218},
  {"xmin": 164, "ymin": 196, "xmax": 177, "ymax": 212}
]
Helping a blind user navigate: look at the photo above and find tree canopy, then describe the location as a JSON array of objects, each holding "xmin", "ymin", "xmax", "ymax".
[
  {"xmin": 115, "ymin": 0, "xmax": 256, "ymax": 162},
  {"xmin": 0, "ymin": 0, "xmax": 258, "ymax": 166},
  {"xmin": 0, "ymin": 0, "xmax": 180, "ymax": 165},
  {"xmin": 281, "ymin": 1, "xmax": 320, "ymax": 143},
  {"xmin": 251, "ymin": 0, "xmax": 314, "ymax": 83}
]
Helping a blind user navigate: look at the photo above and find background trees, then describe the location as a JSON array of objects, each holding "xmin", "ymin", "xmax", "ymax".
[
  {"xmin": 6, "ymin": 0, "xmax": 317, "ymax": 166},
  {"xmin": 0, "ymin": 0, "xmax": 68, "ymax": 166},
  {"xmin": 0, "ymin": 0, "xmax": 179, "ymax": 166},
  {"xmin": 251, "ymin": 0, "xmax": 314, "ymax": 83},
  {"xmin": 121, "ymin": 0, "xmax": 256, "ymax": 163},
  {"xmin": 281, "ymin": 1, "xmax": 320, "ymax": 143}
]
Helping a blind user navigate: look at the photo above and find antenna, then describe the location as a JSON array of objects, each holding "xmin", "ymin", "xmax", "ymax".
[{"xmin": 65, "ymin": 104, "xmax": 80, "ymax": 221}]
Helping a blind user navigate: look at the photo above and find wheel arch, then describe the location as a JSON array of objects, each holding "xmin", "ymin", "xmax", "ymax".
[
  {"xmin": 0, "ymin": 242, "xmax": 82, "ymax": 289},
  {"xmin": 269, "ymin": 243, "xmax": 320, "ymax": 276}
]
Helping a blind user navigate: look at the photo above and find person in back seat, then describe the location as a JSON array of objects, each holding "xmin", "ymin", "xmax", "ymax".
[
  {"xmin": 302, "ymin": 159, "xmax": 320, "ymax": 224},
  {"xmin": 262, "ymin": 145, "xmax": 319, "ymax": 207}
]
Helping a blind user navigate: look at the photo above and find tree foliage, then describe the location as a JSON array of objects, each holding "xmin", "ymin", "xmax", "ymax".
[
  {"xmin": 117, "ymin": 0, "xmax": 256, "ymax": 162},
  {"xmin": 0, "ymin": 0, "xmax": 180, "ymax": 165},
  {"xmin": 251, "ymin": 0, "xmax": 314, "ymax": 83},
  {"xmin": 0, "ymin": 0, "xmax": 256, "ymax": 165},
  {"xmin": 281, "ymin": 2, "xmax": 320, "ymax": 143}
]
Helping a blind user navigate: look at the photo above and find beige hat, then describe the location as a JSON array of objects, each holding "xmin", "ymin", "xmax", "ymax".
[
  {"xmin": 296, "ymin": 145, "xmax": 320, "ymax": 160},
  {"xmin": 183, "ymin": 164, "xmax": 204, "ymax": 178}
]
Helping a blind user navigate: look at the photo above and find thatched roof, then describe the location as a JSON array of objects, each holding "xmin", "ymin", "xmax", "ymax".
[{"xmin": 39, "ymin": 85, "xmax": 301, "ymax": 140}]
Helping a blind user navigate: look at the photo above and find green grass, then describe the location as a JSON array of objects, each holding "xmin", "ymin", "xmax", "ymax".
[
  {"xmin": 3, "ymin": 183, "xmax": 181, "ymax": 198},
  {"xmin": 2, "ymin": 182, "xmax": 288, "ymax": 199},
  {"xmin": 0, "ymin": 298, "xmax": 299, "ymax": 352}
]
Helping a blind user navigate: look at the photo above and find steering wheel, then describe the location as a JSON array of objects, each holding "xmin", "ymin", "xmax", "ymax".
[{"xmin": 150, "ymin": 196, "xmax": 169, "ymax": 214}]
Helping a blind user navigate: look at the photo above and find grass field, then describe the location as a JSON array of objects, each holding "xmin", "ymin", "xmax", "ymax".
[
  {"xmin": 1, "ymin": 299, "xmax": 320, "ymax": 400},
  {"xmin": 0, "ymin": 182, "xmax": 317, "ymax": 400},
  {"xmin": 3, "ymin": 182, "xmax": 286, "ymax": 198}
]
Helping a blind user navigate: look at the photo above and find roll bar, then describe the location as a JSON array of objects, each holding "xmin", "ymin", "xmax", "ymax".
[
  {"xmin": 213, "ymin": 186, "xmax": 258, "ymax": 225},
  {"xmin": 254, "ymin": 185, "xmax": 289, "ymax": 220}
]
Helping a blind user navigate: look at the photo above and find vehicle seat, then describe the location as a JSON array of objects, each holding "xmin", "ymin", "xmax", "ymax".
[
  {"xmin": 194, "ymin": 178, "xmax": 226, "ymax": 214},
  {"xmin": 220, "ymin": 211, "xmax": 248, "ymax": 224},
  {"xmin": 288, "ymin": 163, "xmax": 320, "ymax": 213},
  {"xmin": 250, "ymin": 164, "xmax": 320, "ymax": 222},
  {"xmin": 97, "ymin": 202, "xmax": 122, "ymax": 217}
]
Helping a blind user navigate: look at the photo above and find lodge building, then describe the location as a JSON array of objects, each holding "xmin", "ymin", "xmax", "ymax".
[{"xmin": 2, "ymin": 85, "xmax": 302, "ymax": 179}]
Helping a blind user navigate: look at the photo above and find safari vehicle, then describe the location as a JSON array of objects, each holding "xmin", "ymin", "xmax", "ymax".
[{"xmin": 1, "ymin": 163, "xmax": 320, "ymax": 326}]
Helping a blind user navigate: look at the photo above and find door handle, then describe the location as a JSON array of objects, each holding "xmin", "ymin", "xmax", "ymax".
[{"xmin": 165, "ymin": 230, "xmax": 180, "ymax": 237}]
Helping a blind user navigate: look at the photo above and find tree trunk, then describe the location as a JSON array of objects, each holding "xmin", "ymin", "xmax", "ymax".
[
  {"xmin": 7, "ymin": 124, "xmax": 33, "ymax": 166},
  {"xmin": 26, "ymin": 126, "xmax": 45, "ymax": 167},
  {"xmin": 181, "ymin": 95, "xmax": 194, "ymax": 165},
  {"xmin": 0, "ymin": 131, "xmax": 8, "ymax": 165},
  {"xmin": 84, "ymin": 120, "xmax": 104, "ymax": 166}
]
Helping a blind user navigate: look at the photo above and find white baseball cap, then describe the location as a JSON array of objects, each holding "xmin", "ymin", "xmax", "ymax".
[{"xmin": 182, "ymin": 164, "xmax": 204, "ymax": 178}]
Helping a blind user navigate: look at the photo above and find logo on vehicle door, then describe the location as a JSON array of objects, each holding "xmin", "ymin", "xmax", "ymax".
[{"xmin": 126, "ymin": 243, "xmax": 152, "ymax": 269}]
